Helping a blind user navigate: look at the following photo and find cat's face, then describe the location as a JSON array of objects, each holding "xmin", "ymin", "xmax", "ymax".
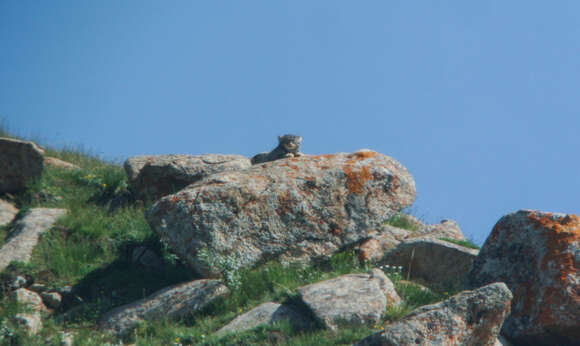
[{"xmin": 278, "ymin": 135, "xmax": 302, "ymax": 153}]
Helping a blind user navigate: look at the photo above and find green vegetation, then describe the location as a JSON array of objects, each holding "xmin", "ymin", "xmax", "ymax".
[
  {"xmin": 439, "ymin": 237, "xmax": 481, "ymax": 250},
  {"xmin": 0, "ymin": 131, "xmax": 460, "ymax": 345}
]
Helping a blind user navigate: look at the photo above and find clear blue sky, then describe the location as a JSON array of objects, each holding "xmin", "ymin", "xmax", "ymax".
[{"xmin": 2, "ymin": 2, "xmax": 579, "ymax": 245}]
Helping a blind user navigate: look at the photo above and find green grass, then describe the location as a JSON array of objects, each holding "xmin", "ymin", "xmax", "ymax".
[
  {"xmin": 439, "ymin": 237, "xmax": 481, "ymax": 250},
  {"xmin": 0, "ymin": 130, "xmax": 460, "ymax": 345}
]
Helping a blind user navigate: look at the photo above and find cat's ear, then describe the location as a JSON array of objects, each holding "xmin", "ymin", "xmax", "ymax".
[{"xmin": 297, "ymin": 136, "xmax": 302, "ymax": 143}]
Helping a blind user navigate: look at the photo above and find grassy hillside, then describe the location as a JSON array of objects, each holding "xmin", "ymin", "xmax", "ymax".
[{"xmin": 0, "ymin": 132, "xmax": 456, "ymax": 345}]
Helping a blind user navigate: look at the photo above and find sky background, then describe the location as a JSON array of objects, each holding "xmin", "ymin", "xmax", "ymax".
[{"xmin": 2, "ymin": 1, "xmax": 579, "ymax": 245}]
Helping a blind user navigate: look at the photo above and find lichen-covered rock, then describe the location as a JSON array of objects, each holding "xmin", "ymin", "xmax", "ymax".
[
  {"xmin": 468, "ymin": 210, "xmax": 580, "ymax": 345},
  {"xmin": 297, "ymin": 268, "xmax": 400, "ymax": 330},
  {"xmin": 99, "ymin": 279, "xmax": 228, "ymax": 336},
  {"xmin": 0, "ymin": 137, "xmax": 45, "ymax": 193},
  {"xmin": 355, "ymin": 283, "xmax": 513, "ymax": 346},
  {"xmin": 381, "ymin": 237, "xmax": 479, "ymax": 288},
  {"xmin": 216, "ymin": 302, "xmax": 311, "ymax": 336},
  {"xmin": 0, "ymin": 208, "xmax": 67, "ymax": 271},
  {"xmin": 147, "ymin": 150, "xmax": 416, "ymax": 275},
  {"xmin": 0, "ymin": 199, "xmax": 18, "ymax": 228},
  {"xmin": 124, "ymin": 154, "xmax": 251, "ymax": 201}
]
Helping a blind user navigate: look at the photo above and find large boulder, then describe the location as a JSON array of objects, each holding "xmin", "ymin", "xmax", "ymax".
[
  {"xmin": 124, "ymin": 154, "xmax": 251, "ymax": 201},
  {"xmin": 297, "ymin": 268, "xmax": 401, "ymax": 330},
  {"xmin": 0, "ymin": 137, "xmax": 45, "ymax": 193},
  {"xmin": 99, "ymin": 279, "xmax": 228, "ymax": 336},
  {"xmin": 356, "ymin": 282, "xmax": 513, "ymax": 346},
  {"xmin": 380, "ymin": 237, "xmax": 479, "ymax": 288},
  {"xmin": 468, "ymin": 210, "xmax": 580, "ymax": 345},
  {"xmin": 0, "ymin": 208, "xmax": 67, "ymax": 272},
  {"xmin": 146, "ymin": 150, "xmax": 416, "ymax": 275}
]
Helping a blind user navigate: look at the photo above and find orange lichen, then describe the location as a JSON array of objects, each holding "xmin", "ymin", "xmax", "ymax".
[
  {"xmin": 527, "ymin": 212, "xmax": 580, "ymax": 326},
  {"xmin": 343, "ymin": 164, "xmax": 373, "ymax": 194}
]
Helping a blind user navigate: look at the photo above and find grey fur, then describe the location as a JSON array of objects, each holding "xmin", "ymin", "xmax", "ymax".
[{"xmin": 251, "ymin": 135, "xmax": 303, "ymax": 164}]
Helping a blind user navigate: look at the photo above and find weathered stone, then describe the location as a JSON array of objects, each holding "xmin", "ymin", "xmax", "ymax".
[
  {"xmin": 0, "ymin": 137, "xmax": 45, "ymax": 193},
  {"xmin": 358, "ymin": 225, "xmax": 412, "ymax": 262},
  {"xmin": 0, "ymin": 199, "xmax": 18, "ymax": 228},
  {"xmin": 0, "ymin": 208, "xmax": 67, "ymax": 271},
  {"xmin": 358, "ymin": 219, "xmax": 466, "ymax": 263},
  {"xmin": 131, "ymin": 246, "xmax": 163, "ymax": 270},
  {"xmin": 13, "ymin": 313, "xmax": 42, "ymax": 335},
  {"xmin": 147, "ymin": 150, "xmax": 416, "ymax": 275},
  {"xmin": 11, "ymin": 288, "xmax": 47, "ymax": 312},
  {"xmin": 381, "ymin": 237, "xmax": 479, "ymax": 288},
  {"xmin": 422, "ymin": 219, "xmax": 466, "ymax": 240},
  {"xmin": 124, "ymin": 154, "xmax": 251, "ymax": 201},
  {"xmin": 216, "ymin": 302, "xmax": 310, "ymax": 336},
  {"xmin": 355, "ymin": 282, "xmax": 513, "ymax": 346},
  {"xmin": 44, "ymin": 157, "xmax": 80, "ymax": 170},
  {"xmin": 99, "ymin": 279, "xmax": 228, "ymax": 336},
  {"xmin": 41, "ymin": 291, "xmax": 63, "ymax": 310},
  {"xmin": 468, "ymin": 210, "xmax": 580, "ymax": 346},
  {"xmin": 297, "ymin": 268, "xmax": 400, "ymax": 330}
]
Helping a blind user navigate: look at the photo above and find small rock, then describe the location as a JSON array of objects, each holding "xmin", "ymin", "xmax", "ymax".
[
  {"xmin": 9, "ymin": 275, "xmax": 29, "ymax": 290},
  {"xmin": 381, "ymin": 237, "xmax": 479, "ymax": 288},
  {"xmin": 44, "ymin": 157, "xmax": 80, "ymax": 170},
  {"xmin": 0, "ymin": 199, "xmax": 18, "ymax": 228},
  {"xmin": 28, "ymin": 283, "xmax": 47, "ymax": 293},
  {"xmin": 297, "ymin": 268, "xmax": 400, "ymax": 330},
  {"xmin": 59, "ymin": 331, "xmax": 74, "ymax": 346},
  {"xmin": 13, "ymin": 313, "xmax": 42, "ymax": 335},
  {"xmin": 355, "ymin": 283, "xmax": 513, "ymax": 346},
  {"xmin": 422, "ymin": 219, "xmax": 466, "ymax": 240},
  {"xmin": 41, "ymin": 291, "xmax": 63, "ymax": 310},
  {"xmin": 99, "ymin": 279, "xmax": 228, "ymax": 336},
  {"xmin": 0, "ymin": 208, "xmax": 67, "ymax": 272},
  {"xmin": 216, "ymin": 302, "xmax": 311, "ymax": 336},
  {"xmin": 0, "ymin": 137, "xmax": 44, "ymax": 193},
  {"xmin": 11, "ymin": 288, "xmax": 47, "ymax": 312}
]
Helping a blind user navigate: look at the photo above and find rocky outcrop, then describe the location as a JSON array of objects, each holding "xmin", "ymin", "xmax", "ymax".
[
  {"xmin": 44, "ymin": 157, "xmax": 80, "ymax": 170},
  {"xmin": 216, "ymin": 302, "xmax": 310, "ymax": 336},
  {"xmin": 124, "ymin": 154, "xmax": 251, "ymax": 201},
  {"xmin": 0, "ymin": 208, "xmax": 67, "ymax": 271},
  {"xmin": 468, "ymin": 210, "xmax": 580, "ymax": 346},
  {"xmin": 0, "ymin": 137, "xmax": 45, "ymax": 193},
  {"xmin": 0, "ymin": 199, "xmax": 18, "ymax": 227},
  {"xmin": 296, "ymin": 268, "xmax": 401, "ymax": 330},
  {"xmin": 356, "ymin": 282, "xmax": 513, "ymax": 346},
  {"xmin": 99, "ymin": 279, "xmax": 228, "ymax": 336},
  {"xmin": 380, "ymin": 237, "xmax": 479, "ymax": 288},
  {"xmin": 147, "ymin": 150, "xmax": 416, "ymax": 275}
]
